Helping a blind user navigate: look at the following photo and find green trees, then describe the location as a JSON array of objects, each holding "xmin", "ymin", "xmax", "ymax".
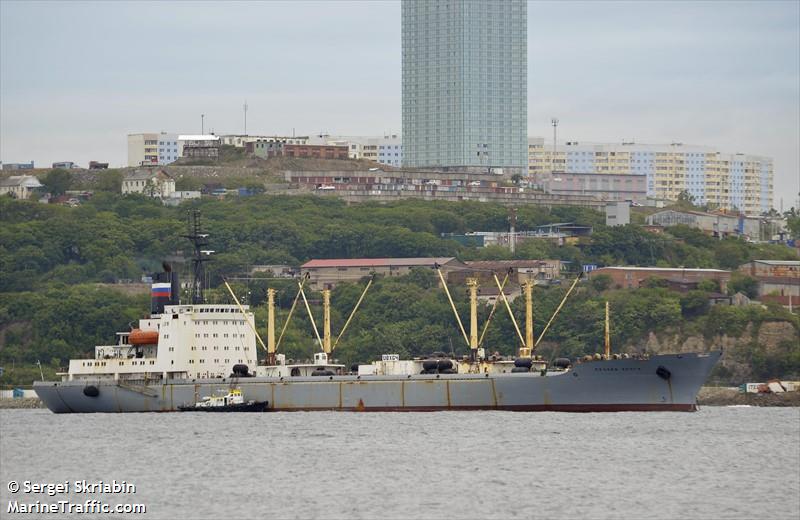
[
  {"xmin": 714, "ymin": 238, "xmax": 751, "ymax": 270},
  {"xmin": 41, "ymin": 169, "xmax": 73, "ymax": 195},
  {"xmin": 95, "ymin": 170, "xmax": 123, "ymax": 192},
  {"xmin": 589, "ymin": 274, "xmax": 613, "ymax": 292},
  {"xmin": 680, "ymin": 290, "xmax": 710, "ymax": 317},
  {"xmin": 728, "ymin": 273, "xmax": 759, "ymax": 298},
  {"xmin": 787, "ymin": 214, "xmax": 800, "ymax": 240}
]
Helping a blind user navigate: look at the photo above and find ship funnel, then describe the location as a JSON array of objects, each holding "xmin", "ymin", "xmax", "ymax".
[{"xmin": 150, "ymin": 265, "xmax": 180, "ymax": 315}]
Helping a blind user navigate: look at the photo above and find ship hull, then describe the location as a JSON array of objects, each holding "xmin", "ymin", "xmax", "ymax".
[{"xmin": 34, "ymin": 352, "xmax": 721, "ymax": 414}]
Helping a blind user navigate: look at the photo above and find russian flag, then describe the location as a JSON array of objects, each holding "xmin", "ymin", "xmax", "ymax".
[{"xmin": 151, "ymin": 283, "xmax": 172, "ymax": 298}]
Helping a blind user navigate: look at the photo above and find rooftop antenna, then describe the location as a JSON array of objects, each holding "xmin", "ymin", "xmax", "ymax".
[
  {"xmin": 243, "ymin": 100, "xmax": 248, "ymax": 136},
  {"xmin": 551, "ymin": 117, "xmax": 559, "ymax": 174}
]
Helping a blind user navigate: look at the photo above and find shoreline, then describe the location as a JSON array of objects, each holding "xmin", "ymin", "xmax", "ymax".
[
  {"xmin": 697, "ymin": 387, "xmax": 800, "ymax": 407},
  {"xmin": 1, "ymin": 388, "xmax": 798, "ymax": 410}
]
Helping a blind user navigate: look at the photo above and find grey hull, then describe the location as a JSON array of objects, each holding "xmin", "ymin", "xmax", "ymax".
[{"xmin": 34, "ymin": 352, "xmax": 721, "ymax": 413}]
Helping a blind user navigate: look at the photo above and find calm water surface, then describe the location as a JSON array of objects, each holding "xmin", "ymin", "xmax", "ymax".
[{"xmin": 1, "ymin": 407, "xmax": 798, "ymax": 519}]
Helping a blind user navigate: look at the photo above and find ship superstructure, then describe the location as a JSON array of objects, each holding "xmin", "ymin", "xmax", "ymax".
[
  {"xmin": 60, "ymin": 212, "xmax": 258, "ymax": 384},
  {"xmin": 64, "ymin": 304, "xmax": 258, "ymax": 383}
]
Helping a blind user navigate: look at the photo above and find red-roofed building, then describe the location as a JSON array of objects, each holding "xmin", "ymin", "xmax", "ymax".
[
  {"xmin": 300, "ymin": 257, "xmax": 466, "ymax": 289},
  {"xmin": 588, "ymin": 266, "xmax": 731, "ymax": 292}
]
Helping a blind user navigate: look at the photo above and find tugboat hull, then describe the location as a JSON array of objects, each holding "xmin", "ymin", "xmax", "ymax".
[{"xmin": 178, "ymin": 401, "xmax": 269, "ymax": 412}]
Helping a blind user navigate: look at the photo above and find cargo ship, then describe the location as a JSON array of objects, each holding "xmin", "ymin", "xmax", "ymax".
[{"xmin": 34, "ymin": 212, "xmax": 721, "ymax": 413}]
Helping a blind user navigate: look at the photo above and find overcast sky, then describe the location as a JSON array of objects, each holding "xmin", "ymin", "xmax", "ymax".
[{"xmin": 1, "ymin": 0, "xmax": 798, "ymax": 208}]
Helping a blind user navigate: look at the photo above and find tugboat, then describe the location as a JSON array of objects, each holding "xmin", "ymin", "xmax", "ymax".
[{"xmin": 178, "ymin": 389, "xmax": 268, "ymax": 412}]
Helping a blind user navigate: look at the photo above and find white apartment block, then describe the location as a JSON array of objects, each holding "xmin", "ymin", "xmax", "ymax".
[
  {"xmin": 309, "ymin": 135, "xmax": 403, "ymax": 167},
  {"xmin": 128, "ymin": 133, "xmax": 182, "ymax": 167},
  {"xmin": 158, "ymin": 134, "xmax": 181, "ymax": 164},
  {"xmin": 527, "ymin": 138, "xmax": 773, "ymax": 214}
]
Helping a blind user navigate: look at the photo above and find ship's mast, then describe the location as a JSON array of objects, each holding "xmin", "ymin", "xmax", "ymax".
[{"xmin": 182, "ymin": 210, "xmax": 210, "ymax": 304}]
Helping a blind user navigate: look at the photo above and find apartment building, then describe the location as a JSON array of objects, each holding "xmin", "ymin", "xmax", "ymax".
[
  {"xmin": 179, "ymin": 135, "xmax": 221, "ymax": 160},
  {"xmin": 284, "ymin": 144, "xmax": 349, "ymax": 160},
  {"xmin": 308, "ymin": 135, "xmax": 402, "ymax": 167},
  {"xmin": 402, "ymin": 0, "xmax": 527, "ymax": 173},
  {"xmin": 527, "ymin": 138, "xmax": 773, "ymax": 214},
  {"xmin": 127, "ymin": 133, "xmax": 182, "ymax": 166}
]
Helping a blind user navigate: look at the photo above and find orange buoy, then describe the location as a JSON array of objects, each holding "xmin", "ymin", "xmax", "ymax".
[{"xmin": 129, "ymin": 329, "xmax": 159, "ymax": 345}]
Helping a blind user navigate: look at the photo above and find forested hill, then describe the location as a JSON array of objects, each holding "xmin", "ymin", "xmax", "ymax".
[
  {"xmin": 1, "ymin": 194, "xmax": 796, "ymax": 292},
  {"xmin": 0, "ymin": 194, "xmax": 798, "ymax": 386}
]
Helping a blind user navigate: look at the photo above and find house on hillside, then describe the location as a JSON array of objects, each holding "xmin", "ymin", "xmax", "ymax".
[
  {"xmin": 448, "ymin": 260, "xmax": 565, "ymax": 287},
  {"xmin": 121, "ymin": 169, "xmax": 175, "ymax": 198},
  {"xmin": 300, "ymin": 257, "xmax": 467, "ymax": 290},
  {"xmin": 738, "ymin": 260, "xmax": 800, "ymax": 307},
  {"xmin": 0, "ymin": 175, "xmax": 43, "ymax": 199},
  {"xmin": 646, "ymin": 209, "xmax": 786, "ymax": 242},
  {"xmin": 588, "ymin": 266, "xmax": 731, "ymax": 292}
]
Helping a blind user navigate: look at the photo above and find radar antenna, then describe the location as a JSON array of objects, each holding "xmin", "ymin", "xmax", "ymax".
[{"xmin": 182, "ymin": 209, "xmax": 211, "ymax": 304}]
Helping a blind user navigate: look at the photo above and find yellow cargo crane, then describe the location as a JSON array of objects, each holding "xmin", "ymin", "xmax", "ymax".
[
  {"xmin": 297, "ymin": 276, "xmax": 374, "ymax": 357},
  {"xmin": 224, "ymin": 273, "xmax": 372, "ymax": 365},
  {"xmin": 437, "ymin": 267, "xmax": 522, "ymax": 362}
]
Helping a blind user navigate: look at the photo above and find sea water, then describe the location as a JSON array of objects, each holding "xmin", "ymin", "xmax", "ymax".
[{"xmin": 1, "ymin": 407, "xmax": 798, "ymax": 519}]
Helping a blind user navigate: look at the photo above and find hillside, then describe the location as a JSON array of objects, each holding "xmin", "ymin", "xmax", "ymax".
[{"xmin": 0, "ymin": 152, "xmax": 391, "ymax": 192}]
